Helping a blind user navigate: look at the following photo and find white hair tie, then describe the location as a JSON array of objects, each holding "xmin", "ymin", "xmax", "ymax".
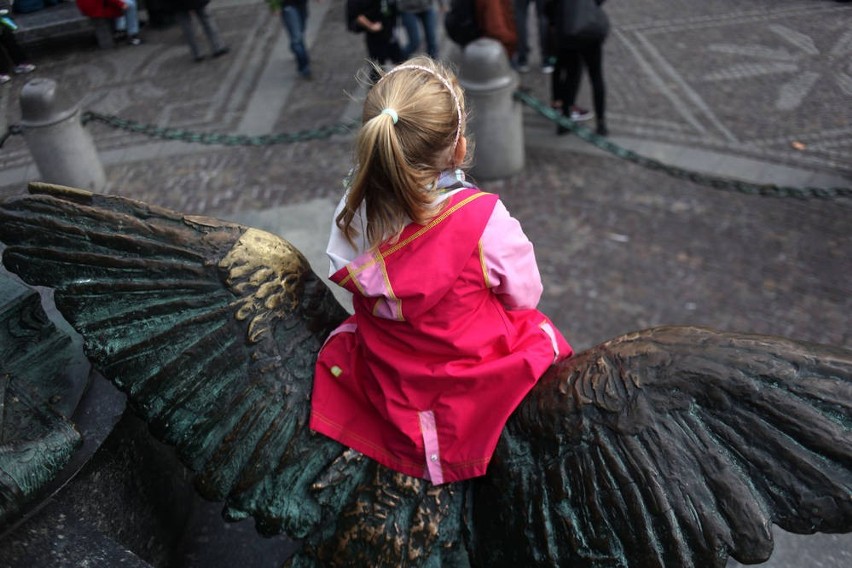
[
  {"xmin": 378, "ymin": 64, "xmax": 463, "ymax": 150},
  {"xmin": 381, "ymin": 108, "xmax": 399, "ymax": 124}
]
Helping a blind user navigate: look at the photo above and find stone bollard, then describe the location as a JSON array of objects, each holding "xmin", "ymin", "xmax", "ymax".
[
  {"xmin": 458, "ymin": 38, "xmax": 524, "ymax": 180},
  {"xmin": 19, "ymin": 78, "xmax": 106, "ymax": 191}
]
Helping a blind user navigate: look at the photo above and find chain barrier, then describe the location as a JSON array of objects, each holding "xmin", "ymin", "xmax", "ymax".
[
  {"xmin": 2, "ymin": 102, "xmax": 849, "ymax": 199},
  {"xmin": 80, "ymin": 111, "xmax": 359, "ymax": 146},
  {"xmin": 513, "ymin": 89, "xmax": 851, "ymax": 200},
  {"xmin": 0, "ymin": 124, "xmax": 22, "ymax": 149}
]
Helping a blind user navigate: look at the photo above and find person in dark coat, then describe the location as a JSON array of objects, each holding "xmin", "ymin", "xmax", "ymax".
[
  {"xmin": 347, "ymin": 0, "xmax": 403, "ymax": 82},
  {"xmin": 165, "ymin": 0, "xmax": 229, "ymax": 62}
]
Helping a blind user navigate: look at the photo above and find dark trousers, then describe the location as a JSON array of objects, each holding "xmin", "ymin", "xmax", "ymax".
[
  {"xmin": 553, "ymin": 41, "xmax": 606, "ymax": 123},
  {"xmin": 0, "ymin": 26, "xmax": 27, "ymax": 75},
  {"xmin": 365, "ymin": 32, "xmax": 402, "ymax": 66}
]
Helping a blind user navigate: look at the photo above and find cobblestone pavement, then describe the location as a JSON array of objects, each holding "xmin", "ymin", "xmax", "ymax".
[{"xmin": 0, "ymin": 0, "xmax": 850, "ymax": 566}]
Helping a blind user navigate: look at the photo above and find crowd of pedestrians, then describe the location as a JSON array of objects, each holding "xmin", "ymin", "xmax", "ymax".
[
  {"xmin": 2, "ymin": 0, "xmax": 610, "ymax": 135},
  {"xmin": 337, "ymin": 0, "xmax": 608, "ymax": 134},
  {"xmin": 74, "ymin": 0, "xmax": 228, "ymax": 60}
]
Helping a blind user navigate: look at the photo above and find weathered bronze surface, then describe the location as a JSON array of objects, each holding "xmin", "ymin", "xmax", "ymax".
[
  {"xmin": 0, "ymin": 276, "xmax": 83, "ymax": 528},
  {"xmin": 0, "ymin": 183, "xmax": 849, "ymax": 567}
]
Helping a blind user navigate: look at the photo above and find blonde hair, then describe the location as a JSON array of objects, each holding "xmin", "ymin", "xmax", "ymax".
[{"xmin": 337, "ymin": 56, "xmax": 470, "ymax": 249}]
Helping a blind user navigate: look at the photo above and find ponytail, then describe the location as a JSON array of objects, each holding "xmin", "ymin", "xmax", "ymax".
[{"xmin": 337, "ymin": 57, "xmax": 468, "ymax": 250}]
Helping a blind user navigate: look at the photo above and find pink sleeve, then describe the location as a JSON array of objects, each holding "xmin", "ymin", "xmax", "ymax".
[{"xmin": 480, "ymin": 200, "xmax": 543, "ymax": 309}]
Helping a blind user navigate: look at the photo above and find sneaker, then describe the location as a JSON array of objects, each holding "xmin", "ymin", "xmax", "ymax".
[
  {"xmin": 514, "ymin": 60, "xmax": 530, "ymax": 73},
  {"xmin": 13, "ymin": 63, "xmax": 35, "ymax": 74},
  {"xmin": 128, "ymin": 35, "xmax": 142, "ymax": 46},
  {"xmin": 212, "ymin": 46, "xmax": 230, "ymax": 58},
  {"xmin": 0, "ymin": 74, "xmax": 10, "ymax": 84},
  {"xmin": 596, "ymin": 123, "xmax": 609, "ymax": 136},
  {"xmin": 541, "ymin": 64, "xmax": 555, "ymax": 74},
  {"xmin": 569, "ymin": 105, "xmax": 593, "ymax": 122}
]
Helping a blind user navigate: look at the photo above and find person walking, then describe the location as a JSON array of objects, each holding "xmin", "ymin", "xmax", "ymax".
[
  {"xmin": 76, "ymin": 0, "xmax": 142, "ymax": 47},
  {"xmin": 513, "ymin": 0, "xmax": 553, "ymax": 73},
  {"xmin": 399, "ymin": 0, "xmax": 440, "ymax": 59},
  {"xmin": 167, "ymin": 0, "xmax": 230, "ymax": 62},
  {"xmin": 0, "ymin": 1, "xmax": 35, "ymax": 83},
  {"xmin": 552, "ymin": 0, "xmax": 609, "ymax": 135},
  {"xmin": 347, "ymin": 0, "xmax": 403, "ymax": 82},
  {"xmin": 270, "ymin": 0, "xmax": 312, "ymax": 79},
  {"xmin": 113, "ymin": 0, "xmax": 143, "ymax": 45}
]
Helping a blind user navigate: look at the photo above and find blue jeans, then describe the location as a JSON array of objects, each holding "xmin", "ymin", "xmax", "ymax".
[
  {"xmin": 114, "ymin": 0, "xmax": 140, "ymax": 36},
  {"xmin": 401, "ymin": 8, "xmax": 438, "ymax": 59},
  {"xmin": 281, "ymin": 2, "xmax": 310, "ymax": 75}
]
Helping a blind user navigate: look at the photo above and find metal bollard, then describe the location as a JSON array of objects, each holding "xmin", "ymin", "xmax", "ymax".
[
  {"xmin": 19, "ymin": 78, "xmax": 106, "ymax": 191},
  {"xmin": 458, "ymin": 38, "xmax": 524, "ymax": 180}
]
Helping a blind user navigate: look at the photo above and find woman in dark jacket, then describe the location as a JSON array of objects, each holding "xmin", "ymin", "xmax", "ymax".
[{"xmin": 165, "ymin": 0, "xmax": 229, "ymax": 62}]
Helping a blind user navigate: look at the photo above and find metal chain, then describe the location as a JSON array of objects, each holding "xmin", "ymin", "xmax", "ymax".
[
  {"xmin": 80, "ymin": 111, "xmax": 359, "ymax": 146},
  {"xmin": 3, "ymin": 103, "xmax": 849, "ymax": 199},
  {"xmin": 513, "ymin": 89, "xmax": 852, "ymax": 200},
  {"xmin": 0, "ymin": 124, "xmax": 22, "ymax": 148}
]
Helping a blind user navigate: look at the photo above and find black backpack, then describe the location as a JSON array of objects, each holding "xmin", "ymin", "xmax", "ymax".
[{"xmin": 444, "ymin": 0, "xmax": 481, "ymax": 46}]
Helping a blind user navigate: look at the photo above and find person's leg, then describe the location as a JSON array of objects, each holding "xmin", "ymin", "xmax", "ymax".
[
  {"xmin": 125, "ymin": 0, "xmax": 140, "ymax": 37},
  {"xmin": 556, "ymin": 47, "xmax": 586, "ymax": 133},
  {"xmin": 0, "ymin": 36, "xmax": 12, "ymax": 80},
  {"xmin": 281, "ymin": 3, "xmax": 310, "ymax": 75},
  {"xmin": 562, "ymin": 49, "xmax": 583, "ymax": 109},
  {"xmin": 365, "ymin": 33, "xmax": 383, "ymax": 83},
  {"xmin": 400, "ymin": 12, "xmax": 420, "ymax": 59},
  {"xmin": 513, "ymin": 0, "xmax": 530, "ymax": 70},
  {"xmin": 553, "ymin": 50, "xmax": 578, "ymax": 134},
  {"xmin": 421, "ymin": 8, "xmax": 438, "ymax": 59},
  {"xmin": 117, "ymin": 0, "xmax": 141, "ymax": 42},
  {"xmin": 194, "ymin": 7, "xmax": 227, "ymax": 55},
  {"xmin": 176, "ymin": 11, "xmax": 202, "ymax": 60},
  {"xmin": 582, "ymin": 41, "xmax": 607, "ymax": 134},
  {"xmin": 0, "ymin": 25, "xmax": 28, "ymax": 68},
  {"xmin": 551, "ymin": 53, "xmax": 565, "ymax": 106},
  {"xmin": 534, "ymin": 0, "xmax": 552, "ymax": 70}
]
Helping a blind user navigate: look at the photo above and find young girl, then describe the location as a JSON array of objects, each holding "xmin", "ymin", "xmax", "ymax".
[{"xmin": 310, "ymin": 56, "xmax": 572, "ymax": 484}]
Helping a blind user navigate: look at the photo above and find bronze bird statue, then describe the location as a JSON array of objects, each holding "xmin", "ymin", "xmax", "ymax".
[{"xmin": 0, "ymin": 182, "xmax": 849, "ymax": 567}]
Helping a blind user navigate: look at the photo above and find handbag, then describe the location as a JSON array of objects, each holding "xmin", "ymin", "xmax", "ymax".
[{"xmin": 558, "ymin": 0, "xmax": 610, "ymax": 42}]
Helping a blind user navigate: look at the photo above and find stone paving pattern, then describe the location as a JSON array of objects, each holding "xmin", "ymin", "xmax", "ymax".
[{"xmin": 0, "ymin": 0, "xmax": 850, "ymax": 566}]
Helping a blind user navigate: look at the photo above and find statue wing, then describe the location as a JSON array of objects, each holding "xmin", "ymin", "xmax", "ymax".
[
  {"xmin": 0, "ymin": 182, "xmax": 362, "ymax": 539},
  {"xmin": 473, "ymin": 326, "xmax": 852, "ymax": 567}
]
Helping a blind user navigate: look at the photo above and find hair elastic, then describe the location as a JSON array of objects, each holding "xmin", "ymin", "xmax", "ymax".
[
  {"xmin": 381, "ymin": 108, "xmax": 399, "ymax": 124},
  {"xmin": 378, "ymin": 64, "xmax": 463, "ymax": 150}
]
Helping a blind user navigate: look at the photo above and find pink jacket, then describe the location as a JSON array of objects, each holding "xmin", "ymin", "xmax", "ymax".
[{"xmin": 311, "ymin": 188, "xmax": 572, "ymax": 483}]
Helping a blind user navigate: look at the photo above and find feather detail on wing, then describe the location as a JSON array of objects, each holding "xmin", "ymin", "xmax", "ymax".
[
  {"xmin": 472, "ymin": 326, "xmax": 852, "ymax": 567},
  {"xmin": 0, "ymin": 183, "xmax": 359, "ymax": 538}
]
